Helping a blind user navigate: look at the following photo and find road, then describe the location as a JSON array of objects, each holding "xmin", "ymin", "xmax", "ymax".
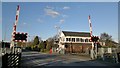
[{"xmin": 21, "ymin": 51, "xmax": 118, "ymax": 68}]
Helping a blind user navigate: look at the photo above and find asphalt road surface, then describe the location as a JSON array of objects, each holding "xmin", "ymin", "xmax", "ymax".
[{"xmin": 21, "ymin": 50, "xmax": 120, "ymax": 68}]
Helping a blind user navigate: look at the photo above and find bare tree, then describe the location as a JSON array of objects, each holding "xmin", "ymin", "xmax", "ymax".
[{"xmin": 100, "ymin": 32, "xmax": 112, "ymax": 42}]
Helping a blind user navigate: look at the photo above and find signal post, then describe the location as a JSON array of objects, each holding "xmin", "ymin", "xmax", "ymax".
[{"xmin": 91, "ymin": 36, "xmax": 99, "ymax": 59}]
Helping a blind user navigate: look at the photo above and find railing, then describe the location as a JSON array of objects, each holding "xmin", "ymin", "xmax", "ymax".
[{"xmin": 2, "ymin": 53, "xmax": 21, "ymax": 67}]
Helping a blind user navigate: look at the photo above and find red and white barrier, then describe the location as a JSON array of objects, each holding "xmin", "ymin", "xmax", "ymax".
[
  {"xmin": 10, "ymin": 5, "xmax": 20, "ymax": 48},
  {"xmin": 88, "ymin": 15, "xmax": 93, "ymax": 37}
]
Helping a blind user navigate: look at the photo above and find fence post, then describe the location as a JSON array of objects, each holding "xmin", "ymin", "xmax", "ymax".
[
  {"xmin": 18, "ymin": 53, "xmax": 21, "ymax": 66},
  {"xmin": 100, "ymin": 48, "xmax": 105, "ymax": 61}
]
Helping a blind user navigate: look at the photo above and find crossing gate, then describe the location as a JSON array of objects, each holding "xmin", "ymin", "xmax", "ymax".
[{"xmin": 2, "ymin": 53, "xmax": 21, "ymax": 67}]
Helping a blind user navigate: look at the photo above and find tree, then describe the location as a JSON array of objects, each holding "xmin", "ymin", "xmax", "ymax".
[
  {"xmin": 100, "ymin": 32, "xmax": 116, "ymax": 47},
  {"xmin": 27, "ymin": 41, "xmax": 32, "ymax": 47},
  {"xmin": 46, "ymin": 37, "xmax": 54, "ymax": 50},
  {"xmin": 33, "ymin": 36, "xmax": 39, "ymax": 46},
  {"xmin": 17, "ymin": 42, "xmax": 22, "ymax": 47},
  {"xmin": 105, "ymin": 39, "xmax": 116, "ymax": 47},
  {"xmin": 39, "ymin": 41, "xmax": 45, "ymax": 52},
  {"xmin": 100, "ymin": 32, "xmax": 112, "ymax": 41},
  {"xmin": 43, "ymin": 41, "xmax": 47, "ymax": 49},
  {"xmin": 17, "ymin": 42, "xmax": 26, "ymax": 47}
]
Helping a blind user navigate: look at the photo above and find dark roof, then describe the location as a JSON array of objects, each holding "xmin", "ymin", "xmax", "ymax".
[{"xmin": 62, "ymin": 31, "xmax": 91, "ymax": 37}]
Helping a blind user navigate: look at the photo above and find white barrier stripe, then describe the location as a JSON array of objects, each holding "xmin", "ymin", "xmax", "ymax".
[{"xmin": 88, "ymin": 15, "xmax": 93, "ymax": 37}]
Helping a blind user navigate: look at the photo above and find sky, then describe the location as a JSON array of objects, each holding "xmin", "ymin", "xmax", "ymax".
[
  {"xmin": 118, "ymin": 2, "xmax": 120, "ymax": 42},
  {"xmin": 2, "ymin": 2, "xmax": 118, "ymax": 42},
  {"xmin": 0, "ymin": 2, "xmax": 2, "ymax": 42},
  {"xmin": 1, "ymin": 0, "xmax": 120, "ymax": 2}
]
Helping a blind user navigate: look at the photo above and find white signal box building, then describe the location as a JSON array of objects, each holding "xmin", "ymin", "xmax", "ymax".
[{"xmin": 57, "ymin": 31, "xmax": 92, "ymax": 54}]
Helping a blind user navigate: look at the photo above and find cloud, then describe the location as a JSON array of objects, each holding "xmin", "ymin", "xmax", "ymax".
[
  {"xmin": 59, "ymin": 19, "xmax": 65, "ymax": 24},
  {"xmin": 46, "ymin": 6, "xmax": 54, "ymax": 9},
  {"xmin": 63, "ymin": 6, "xmax": 70, "ymax": 10},
  {"xmin": 44, "ymin": 8, "xmax": 60, "ymax": 18}
]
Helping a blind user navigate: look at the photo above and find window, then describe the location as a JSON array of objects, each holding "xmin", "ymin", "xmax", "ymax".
[
  {"xmin": 80, "ymin": 38, "xmax": 84, "ymax": 42},
  {"xmin": 72, "ymin": 38, "xmax": 75, "ymax": 42},
  {"xmin": 85, "ymin": 39, "xmax": 88, "ymax": 42},
  {"xmin": 66, "ymin": 38, "xmax": 69, "ymax": 41},
  {"xmin": 69, "ymin": 38, "xmax": 71, "ymax": 41},
  {"xmin": 76, "ymin": 38, "xmax": 79, "ymax": 42}
]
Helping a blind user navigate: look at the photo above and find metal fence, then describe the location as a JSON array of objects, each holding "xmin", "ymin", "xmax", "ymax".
[
  {"xmin": 97, "ymin": 48, "xmax": 120, "ymax": 63},
  {"xmin": 98, "ymin": 48, "xmax": 116, "ymax": 54}
]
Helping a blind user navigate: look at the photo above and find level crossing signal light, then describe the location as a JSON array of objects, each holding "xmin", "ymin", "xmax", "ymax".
[
  {"xmin": 14, "ymin": 32, "xmax": 27, "ymax": 42},
  {"xmin": 91, "ymin": 36, "xmax": 99, "ymax": 42}
]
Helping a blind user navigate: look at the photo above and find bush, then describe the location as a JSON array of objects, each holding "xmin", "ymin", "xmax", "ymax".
[{"xmin": 41, "ymin": 49, "xmax": 44, "ymax": 52}]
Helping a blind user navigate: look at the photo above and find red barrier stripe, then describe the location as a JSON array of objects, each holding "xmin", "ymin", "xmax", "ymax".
[{"xmin": 16, "ymin": 15, "xmax": 18, "ymax": 21}]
